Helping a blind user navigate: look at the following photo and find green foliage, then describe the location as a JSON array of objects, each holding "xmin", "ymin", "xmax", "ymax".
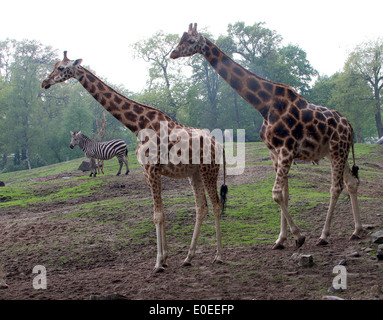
[
  {"xmin": 345, "ymin": 38, "xmax": 383, "ymax": 138},
  {"xmin": 0, "ymin": 40, "xmax": 134, "ymax": 173},
  {"xmin": 1, "ymin": 22, "xmax": 382, "ymax": 174}
]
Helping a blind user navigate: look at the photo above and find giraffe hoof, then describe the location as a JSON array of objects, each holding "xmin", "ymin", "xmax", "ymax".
[
  {"xmin": 316, "ymin": 238, "xmax": 328, "ymax": 246},
  {"xmin": 295, "ymin": 236, "xmax": 306, "ymax": 248},
  {"xmin": 272, "ymin": 243, "xmax": 285, "ymax": 250},
  {"xmin": 162, "ymin": 263, "xmax": 168, "ymax": 268},
  {"xmin": 182, "ymin": 262, "xmax": 192, "ymax": 267},
  {"xmin": 0, "ymin": 281, "xmax": 8, "ymax": 289},
  {"xmin": 213, "ymin": 259, "xmax": 223, "ymax": 265},
  {"xmin": 349, "ymin": 234, "xmax": 361, "ymax": 241},
  {"xmin": 153, "ymin": 267, "xmax": 165, "ymax": 273}
]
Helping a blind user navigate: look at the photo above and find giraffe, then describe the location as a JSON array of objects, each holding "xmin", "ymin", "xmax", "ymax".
[
  {"xmin": 171, "ymin": 23, "xmax": 363, "ymax": 249},
  {"xmin": 42, "ymin": 51, "xmax": 227, "ymax": 272}
]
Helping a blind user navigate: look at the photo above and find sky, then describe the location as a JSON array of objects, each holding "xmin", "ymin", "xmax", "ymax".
[{"xmin": 2, "ymin": 0, "xmax": 383, "ymax": 92}]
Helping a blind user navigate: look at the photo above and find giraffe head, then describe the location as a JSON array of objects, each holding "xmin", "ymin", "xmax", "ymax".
[
  {"xmin": 170, "ymin": 23, "xmax": 205, "ymax": 59},
  {"xmin": 42, "ymin": 51, "xmax": 83, "ymax": 89},
  {"xmin": 69, "ymin": 130, "xmax": 82, "ymax": 149}
]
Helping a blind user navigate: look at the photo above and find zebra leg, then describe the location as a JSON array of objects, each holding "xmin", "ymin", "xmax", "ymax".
[
  {"xmin": 123, "ymin": 156, "xmax": 130, "ymax": 175},
  {"xmin": 116, "ymin": 158, "xmax": 123, "ymax": 176},
  {"xmin": 90, "ymin": 158, "xmax": 97, "ymax": 177}
]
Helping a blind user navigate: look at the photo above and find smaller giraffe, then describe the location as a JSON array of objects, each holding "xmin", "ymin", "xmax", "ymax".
[{"xmin": 42, "ymin": 52, "xmax": 227, "ymax": 272}]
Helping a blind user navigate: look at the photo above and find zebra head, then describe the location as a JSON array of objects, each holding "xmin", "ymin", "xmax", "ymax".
[
  {"xmin": 70, "ymin": 131, "xmax": 82, "ymax": 149},
  {"xmin": 42, "ymin": 51, "xmax": 83, "ymax": 90}
]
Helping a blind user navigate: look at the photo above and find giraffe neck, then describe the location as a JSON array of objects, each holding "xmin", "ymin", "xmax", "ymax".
[
  {"xmin": 201, "ymin": 38, "xmax": 299, "ymax": 120},
  {"xmin": 74, "ymin": 66, "xmax": 174, "ymax": 135}
]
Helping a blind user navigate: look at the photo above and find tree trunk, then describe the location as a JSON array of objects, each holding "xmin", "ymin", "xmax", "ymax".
[{"xmin": 373, "ymin": 85, "xmax": 383, "ymax": 137}]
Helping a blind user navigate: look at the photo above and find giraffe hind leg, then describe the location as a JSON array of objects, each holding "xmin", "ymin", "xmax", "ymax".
[
  {"xmin": 317, "ymin": 158, "xmax": 345, "ymax": 246},
  {"xmin": 271, "ymin": 153, "xmax": 304, "ymax": 249},
  {"xmin": 201, "ymin": 166, "xmax": 223, "ymax": 264},
  {"xmin": 183, "ymin": 171, "xmax": 209, "ymax": 266},
  {"xmin": 344, "ymin": 162, "xmax": 363, "ymax": 240}
]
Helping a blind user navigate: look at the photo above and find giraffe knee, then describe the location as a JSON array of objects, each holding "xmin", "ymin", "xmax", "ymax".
[
  {"xmin": 344, "ymin": 172, "xmax": 359, "ymax": 194},
  {"xmin": 346, "ymin": 180, "xmax": 358, "ymax": 194},
  {"xmin": 153, "ymin": 211, "xmax": 165, "ymax": 224},
  {"xmin": 272, "ymin": 189, "xmax": 283, "ymax": 204}
]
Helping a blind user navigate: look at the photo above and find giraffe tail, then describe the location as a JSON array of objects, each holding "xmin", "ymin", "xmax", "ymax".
[
  {"xmin": 351, "ymin": 137, "xmax": 359, "ymax": 182},
  {"xmin": 220, "ymin": 147, "xmax": 228, "ymax": 215}
]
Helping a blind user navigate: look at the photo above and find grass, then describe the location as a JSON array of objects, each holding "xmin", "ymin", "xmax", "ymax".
[{"xmin": 1, "ymin": 142, "xmax": 382, "ymax": 250}]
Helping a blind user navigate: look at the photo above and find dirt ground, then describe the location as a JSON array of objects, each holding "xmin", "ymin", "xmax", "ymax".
[{"xmin": 0, "ymin": 145, "xmax": 383, "ymax": 302}]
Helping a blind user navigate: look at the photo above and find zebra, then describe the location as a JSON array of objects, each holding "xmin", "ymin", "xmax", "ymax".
[{"xmin": 70, "ymin": 131, "xmax": 129, "ymax": 177}]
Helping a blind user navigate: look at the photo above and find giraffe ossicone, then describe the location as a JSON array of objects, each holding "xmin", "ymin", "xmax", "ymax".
[{"xmin": 171, "ymin": 23, "xmax": 363, "ymax": 248}]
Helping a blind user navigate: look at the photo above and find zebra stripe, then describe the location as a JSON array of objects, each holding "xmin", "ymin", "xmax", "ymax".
[{"xmin": 70, "ymin": 131, "xmax": 129, "ymax": 176}]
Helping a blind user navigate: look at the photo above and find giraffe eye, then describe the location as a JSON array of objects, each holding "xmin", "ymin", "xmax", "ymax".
[
  {"xmin": 58, "ymin": 66, "xmax": 65, "ymax": 71},
  {"xmin": 188, "ymin": 39, "xmax": 196, "ymax": 44}
]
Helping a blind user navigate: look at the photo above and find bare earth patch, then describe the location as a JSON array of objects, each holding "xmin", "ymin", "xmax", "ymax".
[{"xmin": 1, "ymin": 144, "xmax": 383, "ymax": 302}]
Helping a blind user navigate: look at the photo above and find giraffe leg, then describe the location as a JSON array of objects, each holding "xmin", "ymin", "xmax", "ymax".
[
  {"xmin": 317, "ymin": 159, "xmax": 345, "ymax": 246},
  {"xmin": 270, "ymin": 152, "xmax": 288, "ymax": 250},
  {"xmin": 343, "ymin": 162, "xmax": 363, "ymax": 240},
  {"xmin": 272, "ymin": 156, "xmax": 305, "ymax": 249},
  {"xmin": 183, "ymin": 171, "xmax": 209, "ymax": 266},
  {"xmin": 144, "ymin": 168, "xmax": 168, "ymax": 272},
  {"xmin": 272, "ymin": 182, "xmax": 289, "ymax": 250},
  {"xmin": 201, "ymin": 166, "xmax": 223, "ymax": 264}
]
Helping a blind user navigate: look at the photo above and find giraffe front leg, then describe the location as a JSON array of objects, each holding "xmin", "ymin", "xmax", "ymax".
[
  {"xmin": 153, "ymin": 210, "xmax": 167, "ymax": 273},
  {"xmin": 272, "ymin": 213, "xmax": 288, "ymax": 250},
  {"xmin": 144, "ymin": 168, "xmax": 167, "ymax": 273},
  {"xmin": 272, "ymin": 165, "xmax": 305, "ymax": 249},
  {"xmin": 272, "ymin": 174, "xmax": 289, "ymax": 249}
]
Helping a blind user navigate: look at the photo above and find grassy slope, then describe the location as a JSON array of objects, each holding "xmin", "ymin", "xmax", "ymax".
[{"xmin": 1, "ymin": 142, "xmax": 381, "ymax": 253}]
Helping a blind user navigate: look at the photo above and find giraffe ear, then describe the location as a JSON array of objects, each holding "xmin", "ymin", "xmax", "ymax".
[
  {"xmin": 73, "ymin": 59, "xmax": 83, "ymax": 66},
  {"xmin": 70, "ymin": 131, "xmax": 74, "ymax": 135}
]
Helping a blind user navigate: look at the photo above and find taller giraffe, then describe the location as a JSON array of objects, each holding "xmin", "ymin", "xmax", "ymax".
[
  {"xmin": 42, "ymin": 51, "xmax": 227, "ymax": 272},
  {"xmin": 171, "ymin": 23, "xmax": 363, "ymax": 249}
]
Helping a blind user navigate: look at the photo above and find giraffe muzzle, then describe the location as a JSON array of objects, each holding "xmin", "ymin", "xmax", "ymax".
[
  {"xmin": 170, "ymin": 50, "xmax": 180, "ymax": 59},
  {"xmin": 41, "ymin": 80, "xmax": 51, "ymax": 89}
]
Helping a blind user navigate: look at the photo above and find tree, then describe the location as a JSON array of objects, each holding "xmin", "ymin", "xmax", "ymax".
[
  {"xmin": 329, "ymin": 72, "xmax": 375, "ymax": 142},
  {"xmin": 346, "ymin": 39, "xmax": 383, "ymax": 138},
  {"xmin": 228, "ymin": 21, "xmax": 282, "ymax": 78},
  {"xmin": 0, "ymin": 40, "xmax": 57, "ymax": 169},
  {"xmin": 227, "ymin": 21, "xmax": 317, "ymax": 95},
  {"xmin": 133, "ymin": 31, "xmax": 186, "ymax": 120}
]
